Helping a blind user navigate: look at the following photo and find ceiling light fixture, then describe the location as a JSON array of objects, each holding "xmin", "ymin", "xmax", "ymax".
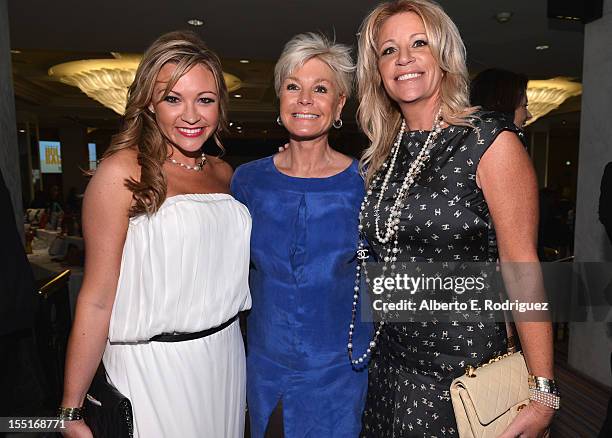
[
  {"xmin": 239, "ymin": 59, "xmax": 250, "ymax": 64},
  {"xmin": 556, "ymin": 15, "xmax": 581, "ymax": 21},
  {"xmin": 19, "ymin": 129, "xmax": 26, "ymax": 133},
  {"xmin": 535, "ymin": 45, "xmax": 550, "ymax": 50},
  {"xmin": 10, "ymin": 49, "xmax": 21, "ymax": 54},
  {"xmin": 495, "ymin": 11, "xmax": 513, "ymax": 23},
  {"xmin": 187, "ymin": 19, "xmax": 204, "ymax": 26},
  {"xmin": 525, "ymin": 77, "xmax": 582, "ymax": 125},
  {"xmin": 233, "ymin": 94, "xmax": 242, "ymax": 98},
  {"xmin": 49, "ymin": 55, "xmax": 241, "ymax": 115}
]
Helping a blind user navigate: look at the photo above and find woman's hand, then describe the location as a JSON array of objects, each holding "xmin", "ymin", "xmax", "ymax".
[
  {"xmin": 497, "ymin": 401, "xmax": 554, "ymax": 438},
  {"xmin": 61, "ymin": 420, "xmax": 93, "ymax": 438}
]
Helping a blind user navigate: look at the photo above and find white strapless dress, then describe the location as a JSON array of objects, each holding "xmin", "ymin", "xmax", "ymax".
[{"xmin": 103, "ymin": 193, "xmax": 252, "ymax": 437}]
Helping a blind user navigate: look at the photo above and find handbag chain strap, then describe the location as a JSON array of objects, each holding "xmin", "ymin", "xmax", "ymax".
[{"xmin": 465, "ymin": 350, "xmax": 523, "ymax": 378}]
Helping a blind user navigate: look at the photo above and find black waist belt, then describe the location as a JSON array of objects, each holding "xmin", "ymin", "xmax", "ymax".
[{"xmin": 149, "ymin": 314, "xmax": 238, "ymax": 342}]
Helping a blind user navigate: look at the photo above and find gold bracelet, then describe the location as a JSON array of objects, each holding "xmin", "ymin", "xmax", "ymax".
[
  {"xmin": 528, "ymin": 374, "xmax": 559, "ymax": 395},
  {"xmin": 57, "ymin": 406, "xmax": 85, "ymax": 421}
]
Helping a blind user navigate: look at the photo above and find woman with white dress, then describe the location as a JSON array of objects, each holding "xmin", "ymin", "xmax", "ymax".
[{"xmin": 59, "ymin": 30, "xmax": 251, "ymax": 438}]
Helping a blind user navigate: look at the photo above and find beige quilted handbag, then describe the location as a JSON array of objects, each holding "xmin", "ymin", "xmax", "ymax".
[{"xmin": 450, "ymin": 351, "xmax": 529, "ymax": 438}]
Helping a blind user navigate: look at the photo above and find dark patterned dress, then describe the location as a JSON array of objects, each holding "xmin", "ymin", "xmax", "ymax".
[{"xmin": 360, "ymin": 111, "xmax": 523, "ymax": 437}]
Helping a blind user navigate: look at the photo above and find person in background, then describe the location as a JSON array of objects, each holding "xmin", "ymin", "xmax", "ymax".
[
  {"xmin": 30, "ymin": 190, "xmax": 47, "ymax": 209},
  {"xmin": 0, "ymin": 169, "xmax": 44, "ymax": 416},
  {"xmin": 231, "ymin": 32, "xmax": 370, "ymax": 437},
  {"xmin": 470, "ymin": 67, "xmax": 532, "ymax": 129},
  {"xmin": 598, "ymin": 161, "xmax": 612, "ymax": 438},
  {"xmin": 599, "ymin": 162, "xmax": 612, "ymax": 243}
]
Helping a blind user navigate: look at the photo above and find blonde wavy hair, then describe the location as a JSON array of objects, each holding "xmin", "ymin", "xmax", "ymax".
[
  {"xmin": 102, "ymin": 30, "xmax": 228, "ymax": 216},
  {"xmin": 357, "ymin": 0, "xmax": 476, "ymax": 184}
]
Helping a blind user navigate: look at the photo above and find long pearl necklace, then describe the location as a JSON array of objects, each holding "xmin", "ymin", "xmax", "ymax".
[
  {"xmin": 348, "ymin": 110, "xmax": 443, "ymax": 367},
  {"xmin": 372, "ymin": 109, "xmax": 443, "ymax": 245},
  {"xmin": 166, "ymin": 152, "xmax": 207, "ymax": 171}
]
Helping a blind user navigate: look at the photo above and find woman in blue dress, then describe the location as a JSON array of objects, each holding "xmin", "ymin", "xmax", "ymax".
[{"xmin": 231, "ymin": 32, "xmax": 370, "ymax": 437}]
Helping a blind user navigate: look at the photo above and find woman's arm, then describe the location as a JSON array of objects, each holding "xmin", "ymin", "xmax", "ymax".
[
  {"xmin": 477, "ymin": 131, "xmax": 555, "ymax": 437},
  {"xmin": 60, "ymin": 150, "xmax": 137, "ymax": 434}
]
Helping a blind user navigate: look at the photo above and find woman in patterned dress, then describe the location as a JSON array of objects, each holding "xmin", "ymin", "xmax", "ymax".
[{"xmin": 353, "ymin": 1, "xmax": 557, "ymax": 436}]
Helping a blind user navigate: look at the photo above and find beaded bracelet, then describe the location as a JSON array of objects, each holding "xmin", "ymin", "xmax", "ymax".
[
  {"xmin": 529, "ymin": 388, "xmax": 561, "ymax": 410},
  {"xmin": 57, "ymin": 406, "xmax": 85, "ymax": 421}
]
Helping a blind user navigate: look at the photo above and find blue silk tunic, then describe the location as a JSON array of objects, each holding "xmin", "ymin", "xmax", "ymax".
[{"xmin": 231, "ymin": 156, "xmax": 370, "ymax": 438}]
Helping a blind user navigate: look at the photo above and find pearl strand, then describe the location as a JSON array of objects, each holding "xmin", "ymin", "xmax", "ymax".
[
  {"xmin": 348, "ymin": 110, "xmax": 444, "ymax": 367},
  {"xmin": 372, "ymin": 120, "xmax": 406, "ymax": 244},
  {"xmin": 166, "ymin": 152, "xmax": 207, "ymax": 171},
  {"xmin": 373, "ymin": 109, "xmax": 443, "ymax": 245}
]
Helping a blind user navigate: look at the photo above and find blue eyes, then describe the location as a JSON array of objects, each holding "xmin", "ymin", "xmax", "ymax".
[
  {"xmin": 162, "ymin": 95, "xmax": 215, "ymax": 104},
  {"xmin": 380, "ymin": 39, "xmax": 428, "ymax": 56}
]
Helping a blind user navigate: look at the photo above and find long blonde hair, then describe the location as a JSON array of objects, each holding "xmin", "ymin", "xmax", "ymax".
[
  {"xmin": 357, "ymin": 0, "xmax": 475, "ymax": 184},
  {"xmin": 103, "ymin": 30, "xmax": 229, "ymax": 216}
]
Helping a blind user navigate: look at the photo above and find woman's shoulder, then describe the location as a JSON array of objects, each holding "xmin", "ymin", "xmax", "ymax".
[
  {"xmin": 84, "ymin": 148, "xmax": 138, "ymax": 212},
  {"xmin": 233, "ymin": 156, "xmax": 274, "ymax": 180},
  {"xmin": 95, "ymin": 147, "xmax": 140, "ymax": 183},
  {"xmin": 466, "ymin": 110, "xmax": 520, "ymax": 136}
]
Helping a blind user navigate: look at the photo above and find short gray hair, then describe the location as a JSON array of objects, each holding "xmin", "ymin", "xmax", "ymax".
[{"xmin": 274, "ymin": 32, "xmax": 354, "ymax": 98}]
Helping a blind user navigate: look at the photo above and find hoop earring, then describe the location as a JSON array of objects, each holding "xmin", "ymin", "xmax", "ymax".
[
  {"xmin": 276, "ymin": 116, "xmax": 283, "ymax": 126},
  {"xmin": 333, "ymin": 118, "xmax": 343, "ymax": 129}
]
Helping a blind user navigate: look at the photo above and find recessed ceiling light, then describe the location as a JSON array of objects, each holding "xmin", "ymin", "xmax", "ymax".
[
  {"xmin": 19, "ymin": 129, "xmax": 25, "ymax": 133},
  {"xmin": 536, "ymin": 45, "xmax": 550, "ymax": 50},
  {"xmin": 239, "ymin": 59, "xmax": 250, "ymax": 64},
  {"xmin": 233, "ymin": 94, "xmax": 242, "ymax": 98},
  {"xmin": 556, "ymin": 15, "xmax": 581, "ymax": 21},
  {"xmin": 228, "ymin": 121, "xmax": 234, "ymax": 127},
  {"xmin": 10, "ymin": 49, "xmax": 21, "ymax": 54},
  {"xmin": 495, "ymin": 11, "xmax": 513, "ymax": 23},
  {"xmin": 565, "ymin": 161, "xmax": 571, "ymax": 166},
  {"xmin": 187, "ymin": 19, "xmax": 204, "ymax": 26}
]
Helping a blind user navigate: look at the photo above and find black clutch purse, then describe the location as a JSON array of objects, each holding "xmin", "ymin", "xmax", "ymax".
[{"xmin": 83, "ymin": 363, "xmax": 134, "ymax": 438}]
